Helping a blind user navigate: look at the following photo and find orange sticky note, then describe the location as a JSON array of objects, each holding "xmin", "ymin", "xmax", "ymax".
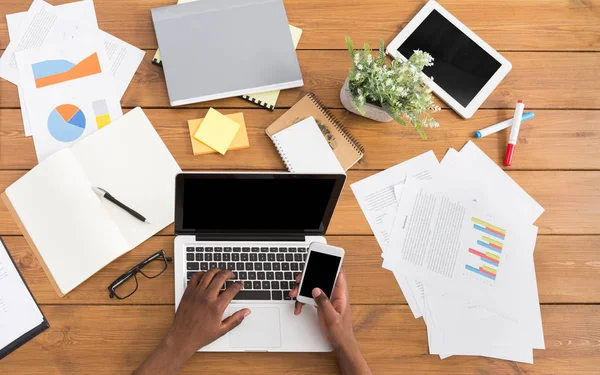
[
  {"xmin": 193, "ymin": 108, "xmax": 241, "ymax": 155},
  {"xmin": 188, "ymin": 113, "xmax": 249, "ymax": 155}
]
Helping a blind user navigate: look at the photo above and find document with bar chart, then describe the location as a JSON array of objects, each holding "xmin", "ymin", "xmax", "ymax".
[
  {"xmin": 383, "ymin": 178, "xmax": 539, "ymax": 319},
  {"xmin": 465, "ymin": 217, "xmax": 505, "ymax": 282},
  {"xmin": 15, "ymin": 33, "xmax": 122, "ymax": 161}
]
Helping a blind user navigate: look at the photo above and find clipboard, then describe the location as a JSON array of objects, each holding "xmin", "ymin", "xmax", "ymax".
[{"xmin": 0, "ymin": 236, "xmax": 50, "ymax": 360}]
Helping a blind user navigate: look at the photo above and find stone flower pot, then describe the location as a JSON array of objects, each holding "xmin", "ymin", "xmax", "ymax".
[{"xmin": 340, "ymin": 77, "xmax": 393, "ymax": 122}]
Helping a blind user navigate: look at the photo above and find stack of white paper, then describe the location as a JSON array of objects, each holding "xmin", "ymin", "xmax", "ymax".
[
  {"xmin": 0, "ymin": 0, "xmax": 145, "ymax": 161},
  {"xmin": 351, "ymin": 141, "xmax": 545, "ymax": 363}
]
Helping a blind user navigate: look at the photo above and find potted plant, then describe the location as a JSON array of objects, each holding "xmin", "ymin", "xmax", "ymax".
[{"xmin": 341, "ymin": 37, "xmax": 440, "ymax": 139}]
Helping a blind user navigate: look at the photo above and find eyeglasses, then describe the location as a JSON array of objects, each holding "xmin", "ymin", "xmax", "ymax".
[{"xmin": 108, "ymin": 250, "xmax": 172, "ymax": 300}]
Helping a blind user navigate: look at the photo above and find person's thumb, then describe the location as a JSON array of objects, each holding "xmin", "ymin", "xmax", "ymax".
[
  {"xmin": 220, "ymin": 308, "xmax": 251, "ymax": 334},
  {"xmin": 312, "ymin": 288, "xmax": 337, "ymax": 317}
]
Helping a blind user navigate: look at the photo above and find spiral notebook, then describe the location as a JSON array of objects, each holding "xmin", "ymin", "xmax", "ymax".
[
  {"xmin": 271, "ymin": 117, "xmax": 344, "ymax": 173},
  {"xmin": 265, "ymin": 93, "xmax": 364, "ymax": 171}
]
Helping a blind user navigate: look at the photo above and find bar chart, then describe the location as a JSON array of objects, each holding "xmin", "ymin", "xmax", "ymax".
[{"xmin": 465, "ymin": 218, "xmax": 506, "ymax": 281}]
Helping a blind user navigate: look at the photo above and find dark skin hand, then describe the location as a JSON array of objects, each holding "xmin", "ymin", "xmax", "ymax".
[
  {"xmin": 134, "ymin": 267, "xmax": 371, "ymax": 375},
  {"xmin": 134, "ymin": 269, "xmax": 250, "ymax": 375},
  {"xmin": 290, "ymin": 268, "xmax": 372, "ymax": 375}
]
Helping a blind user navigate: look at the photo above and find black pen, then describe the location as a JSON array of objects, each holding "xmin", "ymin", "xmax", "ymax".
[{"xmin": 92, "ymin": 187, "xmax": 151, "ymax": 224}]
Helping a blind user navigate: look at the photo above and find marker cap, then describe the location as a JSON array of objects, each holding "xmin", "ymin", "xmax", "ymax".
[{"xmin": 504, "ymin": 143, "xmax": 515, "ymax": 166}]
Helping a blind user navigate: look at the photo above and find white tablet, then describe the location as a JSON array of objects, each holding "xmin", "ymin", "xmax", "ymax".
[{"xmin": 386, "ymin": 1, "xmax": 511, "ymax": 118}]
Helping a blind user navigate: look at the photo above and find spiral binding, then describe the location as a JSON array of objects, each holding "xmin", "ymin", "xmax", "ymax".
[
  {"xmin": 241, "ymin": 95, "xmax": 275, "ymax": 111},
  {"xmin": 307, "ymin": 93, "xmax": 365, "ymax": 154},
  {"xmin": 271, "ymin": 137, "xmax": 295, "ymax": 173}
]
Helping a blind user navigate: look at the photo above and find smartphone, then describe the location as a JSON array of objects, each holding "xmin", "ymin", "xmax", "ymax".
[{"xmin": 296, "ymin": 243, "xmax": 345, "ymax": 306}]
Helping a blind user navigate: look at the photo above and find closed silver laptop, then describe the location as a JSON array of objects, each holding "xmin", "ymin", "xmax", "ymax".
[{"xmin": 151, "ymin": 0, "xmax": 304, "ymax": 106}]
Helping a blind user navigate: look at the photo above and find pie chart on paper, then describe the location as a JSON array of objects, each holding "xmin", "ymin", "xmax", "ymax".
[{"xmin": 47, "ymin": 104, "xmax": 86, "ymax": 142}]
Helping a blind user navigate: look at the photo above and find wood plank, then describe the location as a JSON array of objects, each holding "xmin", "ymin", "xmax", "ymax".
[
  {"xmin": 0, "ymin": 170, "xmax": 598, "ymax": 236},
  {"xmin": 0, "ymin": 305, "xmax": 598, "ymax": 374},
  {"xmin": 1, "ymin": 52, "xmax": 600, "ymax": 110},
  {"xmin": 3, "ymin": 234, "xmax": 598, "ymax": 305},
  {"xmin": 1, "ymin": 0, "xmax": 598, "ymax": 51},
  {"xmin": 1, "ymin": 108, "xmax": 600, "ymax": 170}
]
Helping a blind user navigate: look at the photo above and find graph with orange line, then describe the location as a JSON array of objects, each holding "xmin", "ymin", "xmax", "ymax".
[{"xmin": 32, "ymin": 53, "xmax": 102, "ymax": 89}]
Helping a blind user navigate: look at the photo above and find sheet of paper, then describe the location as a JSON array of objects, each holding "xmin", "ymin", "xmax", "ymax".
[
  {"xmin": 351, "ymin": 152, "xmax": 438, "ymax": 319},
  {"xmin": 0, "ymin": 240, "xmax": 44, "ymax": 350},
  {"xmin": 425, "ymin": 288, "xmax": 536, "ymax": 363},
  {"xmin": 97, "ymin": 30, "xmax": 145, "ymax": 100},
  {"xmin": 351, "ymin": 151, "xmax": 439, "ymax": 251},
  {"xmin": 16, "ymin": 33, "xmax": 122, "ymax": 161},
  {"xmin": 0, "ymin": 0, "xmax": 98, "ymax": 85},
  {"xmin": 6, "ymin": 0, "xmax": 99, "ymax": 136},
  {"xmin": 448, "ymin": 141, "xmax": 544, "ymax": 223},
  {"xmin": 0, "ymin": 0, "xmax": 76, "ymax": 85},
  {"xmin": 383, "ymin": 179, "xmax": 539, "ymax": 320},
  {"xmin": 6, "ymin": 1, "xmax": 143, "ymax": 136}
]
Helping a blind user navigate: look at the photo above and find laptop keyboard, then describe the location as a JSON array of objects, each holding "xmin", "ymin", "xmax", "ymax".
[{"xmin": 185, "ymin": 246, "xmax": 307, "ymax": 301}]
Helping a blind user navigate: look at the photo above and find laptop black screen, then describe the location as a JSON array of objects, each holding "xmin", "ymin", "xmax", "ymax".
[{"xmin": 175, "ymin": 174, "xmax": 346, "ymax": 235}]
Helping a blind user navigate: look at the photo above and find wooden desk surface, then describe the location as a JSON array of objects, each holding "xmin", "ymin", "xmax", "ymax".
[{"xmin": 1, "ymin": 0, "xmax": 599, "ymax": 373}]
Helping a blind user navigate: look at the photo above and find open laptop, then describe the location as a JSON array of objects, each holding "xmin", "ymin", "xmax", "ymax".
[{"xmin": 174, "ymin": 172, "xmax": 346, "ymax": 352}]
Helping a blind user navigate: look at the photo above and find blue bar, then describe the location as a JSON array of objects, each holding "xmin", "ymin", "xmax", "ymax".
[
  {"xmin": 473, "ymin": 224, "xmax": 505, "ymax": 240},
  {"xmin": 477, "ymin": 240, "xmax": 502, "ymax": 253},
  {"xmin": 481, "ymin": 257, "xmax": 499, "ymax": 266},
  {"xmin": 465, "ymin": 265, "xmax": 496, "ymax": 280}
]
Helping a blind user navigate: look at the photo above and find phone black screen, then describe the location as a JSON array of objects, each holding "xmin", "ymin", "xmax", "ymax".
[{"xmin": 299, "ymin": 251, "xmax": 342, "ymax": 299}]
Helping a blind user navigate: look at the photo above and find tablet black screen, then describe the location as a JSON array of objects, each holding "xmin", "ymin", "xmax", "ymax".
[{"xmin": 397, "ymin": 9, "xmax": 502, "ymax": 107}]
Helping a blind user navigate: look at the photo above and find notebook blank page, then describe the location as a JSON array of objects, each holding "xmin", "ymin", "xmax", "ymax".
[
  {"xmin": 71, "ymin": 107, "xmax": 182, "ymax": 249},
  {"xmin": 272, "ymin": 117, "xmax": 344, "ymax": 174},
  {"xmin": 5, "ymin": 150, "xmax": 128, "ymax": 295}
]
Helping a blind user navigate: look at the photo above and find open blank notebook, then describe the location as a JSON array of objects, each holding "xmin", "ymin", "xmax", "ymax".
[
  {"xmin": 2, "ymin": 108, "xmax": 182, "ymax": 297},
  {"xmin": 271, "ymin": 117, "xmax": 344, "ymax": 173}
]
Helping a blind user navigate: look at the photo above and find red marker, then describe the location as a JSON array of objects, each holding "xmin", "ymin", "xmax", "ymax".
[{"xmin": 504, "ymin": 100, "xmax": 525, "ymax": 166}]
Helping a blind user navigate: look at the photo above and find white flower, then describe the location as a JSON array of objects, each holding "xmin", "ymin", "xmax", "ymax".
[
  {"xmin": 367, "ymin": 54, "xmax": 372, "ymax": 63},
  {"xmin": 354, "ymin": 53, "xmax": 360, "ymax": 63},
  {"xmin": 385, "ymin": 78, "xmax": 393, "ymax": 86},
  {"xmin": 355, "ymin": 72, "xmax": 361, "ymax": 80},
  {"xmin": 357, "ymin": 64, "xmax": 364, "ymax": 70}
]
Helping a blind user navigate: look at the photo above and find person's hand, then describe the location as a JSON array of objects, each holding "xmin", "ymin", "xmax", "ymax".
[
  {"xmin": 134, "ymin": 269, "xmax": 250, "ymax": 375},
  {"xmin": 167, "ymin": 269, "xmax": 250, "ymax": 357},
  {"xmin": 289, "ymin": 267, "xmax": 356, "ymax": 349}
]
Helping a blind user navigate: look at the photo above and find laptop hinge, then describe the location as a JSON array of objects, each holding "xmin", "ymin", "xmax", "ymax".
[{"xmin": 194, "ymin": 233, "xmax": 306, "ymax": 242}]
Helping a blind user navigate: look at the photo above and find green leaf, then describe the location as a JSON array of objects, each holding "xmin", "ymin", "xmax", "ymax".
[
  {"xmin": 377, "ymin": 40, "xmax": 386, "ymax": 65},
  {"xmin": 346, "ymin": 36, "xmax": 355, "ymax": 59}
]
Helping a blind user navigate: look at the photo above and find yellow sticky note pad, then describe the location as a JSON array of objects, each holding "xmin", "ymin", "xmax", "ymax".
[
  {"xmin": 188, "ymin": 113, "xmax": 249, "ymax": 155},
  {"xmin": 193, "ymin": 108, "xmax": 241, "ymax": 155}
]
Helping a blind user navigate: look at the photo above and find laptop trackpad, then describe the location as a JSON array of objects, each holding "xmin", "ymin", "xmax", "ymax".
[{"xmin": 228, "ymin": 307, "xmax": 282, "ymax": 349}]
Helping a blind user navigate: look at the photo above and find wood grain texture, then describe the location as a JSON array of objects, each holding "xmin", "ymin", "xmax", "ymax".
[
  {"xmin": 1, "ymin": 170, "xmax": 598, "ymax": 236},
  {"xmin": 1, "ymin": 0, "xmax": 599, "ymax": 51},
  {"xmin": 2, "ymin": 235, "xmax": 599, "ymax": 305},
  {"xmin": 0, "ymin": 305, "xmax": 599, "ymax": 374},
  {"xmin": 1, "ymin": 108, "xmax": 600, "ymax": 170},
  {"xmin": 2, "ymin": 51, "xmax": 599, "ymax": 110},
  {"xmin": 0, "ymin": 0, "xmax": 599, "ymax": 372}
]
